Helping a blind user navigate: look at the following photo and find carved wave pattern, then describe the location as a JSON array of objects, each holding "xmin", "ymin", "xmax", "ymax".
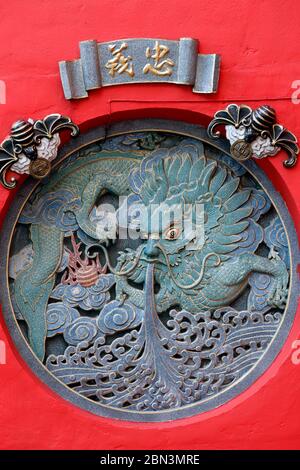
[{"xmin": 47, "ymin": 304, "xmax": 282, "ymax": 411}]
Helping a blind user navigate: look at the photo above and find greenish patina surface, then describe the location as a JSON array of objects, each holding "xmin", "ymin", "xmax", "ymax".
[
  {"xmin": 9, "ymin": 131, "xmax": 290, "ymax": 413},
  {"xmin": 14, "ymin": 153, "xmax": 139, "ymax": 360}
]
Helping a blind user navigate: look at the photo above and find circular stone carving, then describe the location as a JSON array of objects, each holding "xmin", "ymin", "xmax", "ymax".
[{"xmin": 0, "ymin": 120, "xmax": 299, "ymax": 422}]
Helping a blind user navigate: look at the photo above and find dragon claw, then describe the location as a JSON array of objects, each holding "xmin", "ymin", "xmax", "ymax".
[
  {"xmin": 268, "ymin": 288, "xmax": 288, "ymax": 309},
  {"xmin": 268, "ymin": 247, "xmax": 280, "ymax": 261},
  {"xmin": 267, "ymin": 256, "xmax": 289, "ymax": 308}
]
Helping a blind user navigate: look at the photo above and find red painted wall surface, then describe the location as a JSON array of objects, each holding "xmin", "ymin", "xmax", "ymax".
[{"xmin": 0, "ymin": 0, "xmax": 299, "ymax": 450}]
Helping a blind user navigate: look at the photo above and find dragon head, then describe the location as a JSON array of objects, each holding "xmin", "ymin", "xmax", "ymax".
[
  {"xmin": 107, "ymin": 139, "xmax": 278, "ymax": 315},
  {"xmin": 114, "ymin": 140, "xmax": 271, "ymax": 303},
  {"xmin": 130, "ymin": 146, "xmax": 224, "ymax": 269}
]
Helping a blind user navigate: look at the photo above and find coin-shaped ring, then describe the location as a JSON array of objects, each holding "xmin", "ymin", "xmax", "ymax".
[
  {"xmin": 230, "ymin": 139, "xmax": 253, "ymax": 161},
  {"xmin": 29, "ymin": 158, "xmax": 51, "ymax": 179}
]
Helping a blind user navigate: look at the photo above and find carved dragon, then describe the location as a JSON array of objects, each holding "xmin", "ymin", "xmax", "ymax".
[{"xmin": 14, "ymin": 141, "xmax": 288, "ymax": 361}]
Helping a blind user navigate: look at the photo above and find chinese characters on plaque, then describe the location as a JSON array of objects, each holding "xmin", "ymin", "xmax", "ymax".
[
  {"xmin": 105, "ymin": 43, "xmax": 135, "ymax": 78},
  {"xmin": 59, "ymin": 38, "xmax": 220, "ymax": 99},
  {"xmin": 143, "ymin": 41, "xmax": 175, "ymax": 76},
  {"xmin": 105, "ymin": 41, "xmax": 175, "ymax": 78}
]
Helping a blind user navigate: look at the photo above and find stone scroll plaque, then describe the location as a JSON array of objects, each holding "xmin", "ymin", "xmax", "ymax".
[{"xmin": 59, "ymin": 38, "xmax": 221, "ymax": 99}]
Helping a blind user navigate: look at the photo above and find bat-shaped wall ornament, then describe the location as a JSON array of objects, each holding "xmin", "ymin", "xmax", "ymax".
[
  {"xmin": 0, "ymin": 106, "xmax": 297, "ymax": 191},
  {"xmin": 0, "ymin": 114, "xmax": 79, "ymax": 189},
  {"xmin": 208, "ymin": 104, "xmax": 299, "ymax": 168}
]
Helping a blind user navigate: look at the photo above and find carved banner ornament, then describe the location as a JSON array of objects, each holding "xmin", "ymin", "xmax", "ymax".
[
  {"xmin": 0, "ymin": 120, "xmax": 298, "ymax": 422},
  {"xmin": 59, "ymin": 38, "xmax": 220, "ymax": 99},
  {"xmin": 0, "ymin": 114, "xmax": 79, "ymax": 189},
  {"xmin": 208, "ymin": 103, "xmax": 299, "ymax": 167}
]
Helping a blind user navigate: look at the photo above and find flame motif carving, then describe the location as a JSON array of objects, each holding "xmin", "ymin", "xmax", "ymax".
[{"xmin": 62, "ymin": 234, "xmax": 107, "ymax": 287}]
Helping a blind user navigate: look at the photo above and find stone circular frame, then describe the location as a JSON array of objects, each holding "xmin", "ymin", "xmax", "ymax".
[{"xmin": 0, "ymin": 119, "xmax": 299, "ymax": 422}]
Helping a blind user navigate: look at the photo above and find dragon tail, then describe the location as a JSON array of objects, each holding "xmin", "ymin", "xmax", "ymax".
[{"xmin": 14, "ymin": 224, "xmax": 63, "ymax": 361}]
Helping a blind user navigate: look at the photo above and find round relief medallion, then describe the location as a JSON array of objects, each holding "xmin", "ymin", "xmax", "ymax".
[{"xmin": 0, "ymin": 120, "xmax": 298, "ymax": 421}]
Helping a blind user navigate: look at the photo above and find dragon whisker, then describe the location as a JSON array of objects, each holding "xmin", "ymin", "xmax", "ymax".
[
  {"xmin": 156, "ymin": 243, "xmax": 221, "ymax": 290},
  {"xmin": 96, "ymin": 244, "xmax": 144, "ymax": 276}
]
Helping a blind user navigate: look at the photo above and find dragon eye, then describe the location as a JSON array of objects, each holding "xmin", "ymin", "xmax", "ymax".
[{"xmin": 164, "ymin": 226, "xmax": 181, "ymax": 240}]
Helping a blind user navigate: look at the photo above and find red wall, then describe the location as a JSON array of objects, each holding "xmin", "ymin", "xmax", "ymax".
[{"xmin": 0, "ymin": 0, "xmax": 300, "ymax": 450}]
